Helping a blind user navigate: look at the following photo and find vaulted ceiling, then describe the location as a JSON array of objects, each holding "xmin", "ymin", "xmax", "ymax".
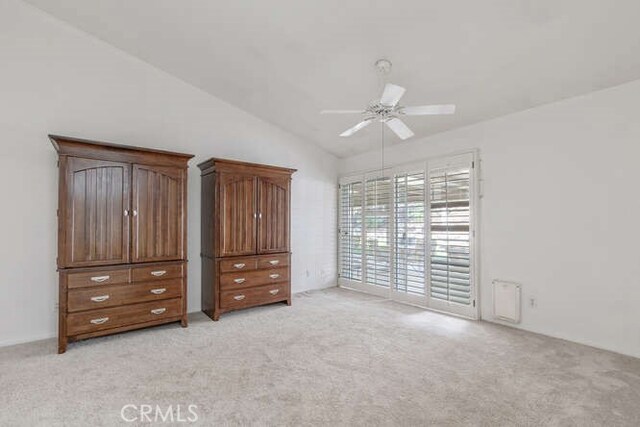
[{"xmin": 25, "ymin": 0, "xmax": 640, "ymax": 157}]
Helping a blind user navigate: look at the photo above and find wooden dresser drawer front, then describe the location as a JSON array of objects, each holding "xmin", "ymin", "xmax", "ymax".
[
  {"xmin": 132, "ymin": 264, "xmax": 183, "ymax": 282},
  {"xmin": 67, "ymin": 279, "xmax": 183, "ymax": 312},
  {"xmin": 67, "ymin": 269, "xmax": 130, "ymax": 289},
  {"xmin": 219, "ymin": 257, "xmax": 258, "ymax": 273},
  {"xmin": 220, "ymin": 267, "xmax": 289, "ymax": 290},
  {"xmin": 67, "ymin": 298, "xmax": 182, "ymax": 335},
  {"xmin": 257, "ymin": 254, "xmax": 289, "ymax": 269},
  {"xmin": 220, "ymin": 283, "xmax": 289, "ymax": 309}
]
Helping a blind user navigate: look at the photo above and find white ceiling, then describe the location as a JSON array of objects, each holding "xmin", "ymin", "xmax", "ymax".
[{"xmin": 25, "ymin": 0, "xmax": 640, "ymax": 157}]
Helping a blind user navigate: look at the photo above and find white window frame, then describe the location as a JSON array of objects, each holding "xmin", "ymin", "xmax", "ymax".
[{"xmin": 338, "ymin": 150, "xmax": 480, "ymax": 320}]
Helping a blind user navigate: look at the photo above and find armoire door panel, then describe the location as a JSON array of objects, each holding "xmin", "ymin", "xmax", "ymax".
[
  {"xmin": 218, "ymin": 173, "xmax": 257, "ymax": 257},
  {"xmin": 257, "ymin": 176, "xmax": 290, "ymax": 254},
  {"xmin": 132, "ymin": 165, "xmax": 185, "ymax": 263},
  {"xmin": 63, "ymin": 158, "xmax": 130, "ymax": 267}
]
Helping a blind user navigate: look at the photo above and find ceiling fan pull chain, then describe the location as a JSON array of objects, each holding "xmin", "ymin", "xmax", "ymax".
[{"xmin": 381, "ymin": 121, "xmax": 385, "ymax": 172}]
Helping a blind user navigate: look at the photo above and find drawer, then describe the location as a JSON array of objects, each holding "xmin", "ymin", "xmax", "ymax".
[
  {"xmin": 132, "ymin": 264, "xmax": 183, "ymax": 282},
  {"xmin": 67, "ymin": 298, "xmax": 182, "ymax": 336},
  {"xmin": 257, "ymin": 254, "xmax": 289, "ymax": 269},
  {"xmin": 219, "ymin": 257, "xmax": 258, "ymax": 273},
  {"xmin": 67, "ymin": 268, "xmax": 130, "ymax": 289},
  {"xmin": 220, "ymin": 282, "xmax": 288, "ymax": 309},
  {"xmin": 220, "ymin": 267, "xmax": 289, "ymax": 290},
  {"xmin": 67, "ymin": 279, "xmax": 183, "ymax": 313}
]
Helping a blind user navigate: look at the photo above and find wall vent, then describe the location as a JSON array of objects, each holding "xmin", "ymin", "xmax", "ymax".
[{"xmin": 493, "ymin": 280, "xmax": 521, "ymax": 323}]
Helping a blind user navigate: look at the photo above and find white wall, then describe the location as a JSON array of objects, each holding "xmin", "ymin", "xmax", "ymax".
[
  {"xmin": 0, "ymin": 0, "xmax": 338, "ymax": 347},
  {"xmin": 341, "ymin": 79, "xmax": 640, "ymax": 358}
]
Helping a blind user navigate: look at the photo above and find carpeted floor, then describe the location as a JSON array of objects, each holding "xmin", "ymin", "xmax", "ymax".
[{"xmin": 1, "ymin": 287, "xmax": 639, "ymax": 426}]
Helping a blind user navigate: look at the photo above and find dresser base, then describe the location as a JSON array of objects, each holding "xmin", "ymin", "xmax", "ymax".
[
  {"xmin": 59, "ymin": 316, "xmax": 184, "ymax": 354},
  {"xmin": 204, "ymin": 298, "xmax": 290, "ymax": 322}
]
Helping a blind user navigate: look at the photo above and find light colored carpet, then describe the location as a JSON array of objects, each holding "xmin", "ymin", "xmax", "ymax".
[{"xmin": 1, "ymin": 287, "xmax": 639, "ymax": 426}]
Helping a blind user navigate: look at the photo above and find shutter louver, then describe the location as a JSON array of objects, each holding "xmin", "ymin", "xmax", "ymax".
[
  {"xmin": 339, "ymin": 182, "xmax": 363, "ymax": 281},
  {"xmin": 394, "ymin": 172, "xmax": 426, "ymax": 295},
  {"xmin": 364, "ymin": 176, "xmax": 391, "ymax": 287},
  {"xmin": 429, "ymin": 166, "xmax": 472, "ymax": 305}
]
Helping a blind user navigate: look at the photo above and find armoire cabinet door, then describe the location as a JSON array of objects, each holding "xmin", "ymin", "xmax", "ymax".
[
  {"xmin": 218, "ymin": 173, "xmax": 257, "ymax": 257},
  {"xmin": 62, "ymin": 158, "xmax": 130, "ymax": 267},
  {"xmin": 132, "ymin": 164, "xmax": 185, "ymax": 263},
  {"xmin": 257, "ymin": 176, "xmax": 290, "ymax": 254}
]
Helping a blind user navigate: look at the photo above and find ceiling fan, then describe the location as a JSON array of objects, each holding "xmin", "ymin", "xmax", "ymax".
[{"xmin": 321, "ymin": 59, "xmax": 456, "ymax": 140}]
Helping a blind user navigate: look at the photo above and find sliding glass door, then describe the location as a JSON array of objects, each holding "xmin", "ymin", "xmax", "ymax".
[{"xmin": 338, "ymin": 153, "xmax": 477, "ymax": 318}]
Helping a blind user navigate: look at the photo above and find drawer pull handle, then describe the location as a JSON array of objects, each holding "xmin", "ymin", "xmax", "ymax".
[
  {"xmin": 90, "ymin": 295, "xmax": 110, "ymax": 303},
  {"xmin": 269, "ymin": 260, "xmax": 280, "ymax": 265},
  {"xmin": 150, "ymin": 270, "xmax": 167, "ymax": 277},
  {"xmin": 151, "ymin": 308, "xmax": 166, "ymax": 315},
  {"xmin": 269, "ymin": 289, "xmax": 279, "ymax": 295},
  {"xmin": 233, "ymin": 295, "xmax": 246, "ymax": 301},
  {"xmin": 234, "ymin": 278, "xmax": 246, "ymax": 284},
  {"xmin": 150, "ymin": 288, "xmax": 166, "ymax": 295},
  {"xmin": 90, "ymin": 275, "xmax": 110, "ymax": 283},
  {"xmin": 233, "ymin": 263, "xmax": 246, "ymax": 269},
  {"xmin": 90, "ymin": 317, "xmax": 109, "ymax": 325},
  {"xmin": 269, "ymin": 274, "xmax": 280, "ymax": 279}
]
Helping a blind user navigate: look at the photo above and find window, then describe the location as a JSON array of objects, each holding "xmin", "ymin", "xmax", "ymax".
[
  {"xmin": 338, "ymin": 153, "xmax": 477, "ymax": 317},
  {"xmin": 429, "ymin": 165, "xmax": 472, "ymax": 305},
  {"xmin": 394, "ymin": 171, "xmax": 426, "ymax": 296},
  {"xmin": 364, "ymin": 175, "xmax": 392, "ymax": 287},
  {"xmin": 338, "ymin": 180, "xmax": 363, "ymax": 281}
]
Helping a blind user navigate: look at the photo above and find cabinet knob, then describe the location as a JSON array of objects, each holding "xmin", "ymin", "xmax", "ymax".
[
  {"xmin": 234, "ymin": 278, "xmax": 246, "ymax": 284},
  {"xmin": 269, "ymin": 260, "xmax": 280, "ymax": 266},
  {"xmin": 90, "ymin": 317, "xmax": 109, "ymax": 325},
  {"xmin": 269, "ymin": 274, "xmax": 280, "ymax": 279},
  {"xmin": 269, "ymin": 289, "xmax": 279, "ymax": 295},
  {"xmin": 233, "ymin": 263, "xmax": 246, "ymax": 269},
  {"xmin": 151, "ymin": 308, "xmax": 166, "ymax": 315},
  {"xmin": 90, "ymin": 295, "xmax": 110, "ymax": 303},
  {"xmin": 90, "ymin": 275, "xmax": 110, "ymax": 283},
  {"xmin": 150, "ymin": 270, "xmax": 167, "ymax": 277},
  {"xmin": 150, "ymin": 288, "xmax": 166, "ymax": 295},
  {"xmin": 233, "ymin": 295, "xmax": 246, "ymax": 301}
]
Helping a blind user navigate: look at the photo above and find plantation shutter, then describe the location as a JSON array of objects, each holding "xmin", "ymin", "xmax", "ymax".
[
  {"xmin": 429, "ymin": 164, "xmax": 472, "ymax": 305},
  {"xmin": 364, "ymin": 175, "xmax": 392, "ymax": 287},
  {"xmin": 338, "ymin": 181, "xmax": 363, "ymax": 281},
  {"xmin": 394, "ymin": 171, "xmax": 426, "ymax": 295}
]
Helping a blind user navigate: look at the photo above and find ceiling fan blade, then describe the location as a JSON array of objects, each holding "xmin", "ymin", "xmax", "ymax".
[
  {"xmin": 320, "ymin": 110, "xmax": 365, "ymax": 114},
  {"xmin": 380, "ymin": 83, "xmax": 406, "ymax": 107},
  {"xmin": 385, "ymin": 118, "xmax": 414, "ymax": 140},
  {"xmin": 340, "ymin": 118, "xmax": 374, "ymax": 137},
  {"xmin": 400, "ymin": 104, "xmax": 456, "ymax": 116}
]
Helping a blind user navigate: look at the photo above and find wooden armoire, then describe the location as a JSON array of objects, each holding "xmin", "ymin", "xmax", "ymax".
[
  {"xmin": 199, "ymin": 158, "xmax": 296, "ymax": 320},
  {"xmin": 51, "ymin": 135, "xmax": 193, "ymax": 353}
]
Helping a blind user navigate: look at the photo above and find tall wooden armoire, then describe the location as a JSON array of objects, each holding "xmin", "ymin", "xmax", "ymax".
[
  {"xmin": 198, "ymin": 158, "xmax": 296, "ymax": 320},
  {"xmin": 51, "ymin": 135, "xmax": 193, "ymax": 353}
]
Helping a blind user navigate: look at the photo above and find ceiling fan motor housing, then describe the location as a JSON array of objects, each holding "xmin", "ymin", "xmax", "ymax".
[{"xmin": 374, "ymin": 58, "xmax": 392, "ymax": 75}]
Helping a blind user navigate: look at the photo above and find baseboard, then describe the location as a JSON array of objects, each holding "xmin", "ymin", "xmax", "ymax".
[
  {"xmin": 0, "ymin": 332, "xmax": 56, "ymax": 348},
  {"xmin": 483, "ymin": 317, "xmax": 640, "ymax": 360}
]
